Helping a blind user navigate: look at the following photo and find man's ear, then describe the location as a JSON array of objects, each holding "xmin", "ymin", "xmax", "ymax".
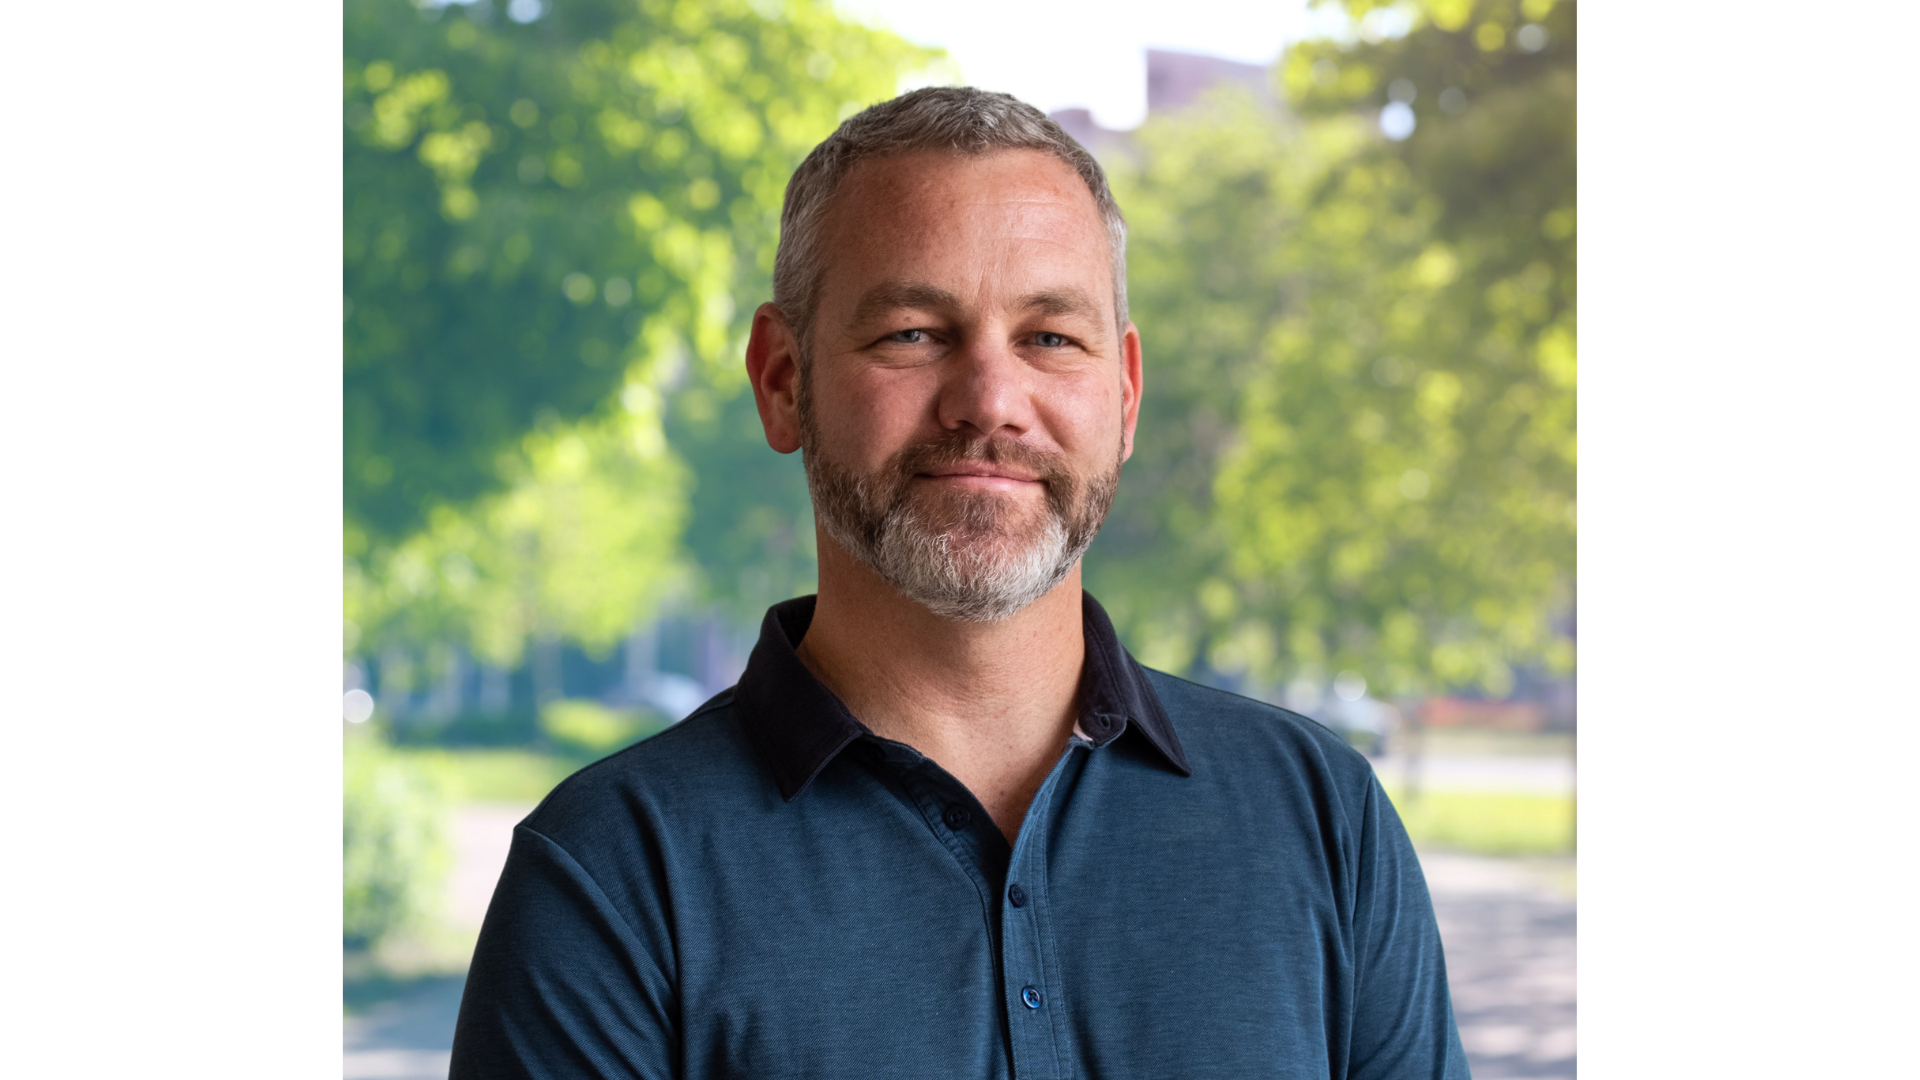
[
  {"xmin": 746, "ymin": 302, "xmax": 804, "ymax": 454},
  {"xmin": 1119, "ymin": 321, "xmax": 1143, "ymax": 464}
]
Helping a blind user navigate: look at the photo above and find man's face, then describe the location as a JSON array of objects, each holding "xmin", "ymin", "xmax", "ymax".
[{"xmin": 793, "ymin": 149, "xmax": 1142, "ymax": 621}]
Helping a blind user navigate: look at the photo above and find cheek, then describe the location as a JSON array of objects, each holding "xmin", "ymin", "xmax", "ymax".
[
  {"xmin": 1040, "ymin": 374, "xmax": 1126, "ymax": 454},
  {"xmin": 814, "ymin": 367, "xmax": 936, "ymax": 462}
]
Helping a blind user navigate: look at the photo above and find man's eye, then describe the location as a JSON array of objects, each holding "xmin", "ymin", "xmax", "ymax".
[
  {"xmin": 1034, "ymin": 331, "xmax": 1069, "ymax": 348},
  {"xmin": 887, "ymin": 329, "xmax": 927, "ymax": 344}
]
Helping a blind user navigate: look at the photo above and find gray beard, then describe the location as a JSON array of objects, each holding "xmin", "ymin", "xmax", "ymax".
[{"xmin": 801, "ymin": 403, "xmax": 1120, "ymax": 623}]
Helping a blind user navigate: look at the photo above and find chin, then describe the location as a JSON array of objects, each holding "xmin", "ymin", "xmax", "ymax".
[
  {"xmin": 902, "ymin": 484, "xmax": 1052, "ymax": 541},
  {"xmin": 872, "ymin": 497, "xmax": 1080, "ymax": 623}
]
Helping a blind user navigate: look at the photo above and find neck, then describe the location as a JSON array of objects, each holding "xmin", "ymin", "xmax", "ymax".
[{"xmin": 795, "ymin": 532, "xmax": 1086, "ymax": 844}]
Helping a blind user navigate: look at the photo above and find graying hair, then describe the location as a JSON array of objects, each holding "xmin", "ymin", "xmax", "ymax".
[{"xmin": 772, "ymin": 86, "xmax": 1128, "ymax": 358}]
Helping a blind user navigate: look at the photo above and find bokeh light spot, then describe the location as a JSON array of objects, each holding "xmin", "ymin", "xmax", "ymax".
[
  {"xmin": 1380, "ymin": 102, "xmax": 1416, "ymax": 141},
  {"xmin": 1334, "ymin": 671, "xmax": 1368, "ymax": 702},
  {"xmin": 344, "ymin": 689, "xmax": 376, "ymax": 724}
]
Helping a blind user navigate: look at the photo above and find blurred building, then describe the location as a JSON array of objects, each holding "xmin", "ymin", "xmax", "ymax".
[
  {"xmin": 1144, "ymin": 48, "xmax": 1275, "ymax": 113},
  {"xmin": 1050, "ymin": 48, "xmax": 1283, "ymax": 159}
]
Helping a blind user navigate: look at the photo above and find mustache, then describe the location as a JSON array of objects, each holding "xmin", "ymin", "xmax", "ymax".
[{"xmin": 887, "ymin": 432, "xmax": 1071, "ymax": 490}]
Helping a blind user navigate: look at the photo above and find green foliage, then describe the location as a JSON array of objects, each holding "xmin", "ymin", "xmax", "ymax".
[
  {"xmin": 344, "ymin": 0, "xmax": 1573, "ymax": 708},
  {"xmin": 1090, "ymin": 0, "xmax": 1574, "ymax": 698},
  {"xmin": 347, "ymin": 405, "xmax": 689, "ymax": 664},
  {"xmin": 667, "ymin": 376, "xmax": 821, "ymax": 624},
  {"xmin": 539, "ymin": 697, "xmax": 665, "ymax": 755},
  {"xmin": 344, "ymin": 732, "xmax": 452, "ymax": 948},
  {"xmin": 344, "ymin": 0, "xmax": 935, "ymax": 641}
]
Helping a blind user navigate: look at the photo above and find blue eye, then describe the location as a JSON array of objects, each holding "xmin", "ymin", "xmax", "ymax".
[
  {"xmin": 888, "ymin": 329, "xmax": 926, "ymax": 343},
  {"xmin": 1035, "ymin": 332, "xmax": 1068, "ymax": 348}
]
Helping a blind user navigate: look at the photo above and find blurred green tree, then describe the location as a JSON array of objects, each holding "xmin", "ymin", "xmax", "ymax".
[
  {"xmin": 345, "ymin": 0, "xmax": 934, "ymax": 657},
  {"xmin": 1090, "ymin": 0, "xmax": 1574, "ymax": 699},
  {"xmin": 345, "ymin": 403, "xmax": 688, "ymax": 679}
]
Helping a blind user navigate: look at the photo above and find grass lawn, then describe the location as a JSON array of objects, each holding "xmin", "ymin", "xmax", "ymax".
[
  {"xmin": 1388, "ymin": 728, "xmax": 1575, "ymax": 758},
  {"xmin": 1382, "ymin": 786, "xmax": 1576, "ymax": 856}
]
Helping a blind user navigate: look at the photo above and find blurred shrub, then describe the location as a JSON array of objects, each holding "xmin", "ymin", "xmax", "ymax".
[
  {"xmin": 386, "ymin": 707, "xmax": 543, "ymax": 749},
  {"xmin": 538, "ymin": 698, "xmax": 664, "ymax": 757},
  {"xmin": 344, "ymin": 734, "xmax": 452, "ymax": 949}
]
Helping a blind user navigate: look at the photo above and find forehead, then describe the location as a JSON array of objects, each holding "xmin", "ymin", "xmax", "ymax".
[{"xmin": 814, "ymin": 149, "xmax": 1112, "ymax": 313}]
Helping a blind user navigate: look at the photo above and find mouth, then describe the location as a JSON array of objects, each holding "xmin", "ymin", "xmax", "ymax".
[{"xmin": 916, "ymin": 465, "xmax": 1046, "ymax": 493}]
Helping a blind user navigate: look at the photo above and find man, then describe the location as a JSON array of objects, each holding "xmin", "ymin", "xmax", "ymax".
[{"xmin": 451, "ymin": 87, "xmax": 1469, "ymax": 1079}]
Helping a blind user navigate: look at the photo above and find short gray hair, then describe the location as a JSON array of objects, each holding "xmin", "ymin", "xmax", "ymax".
[{"xmin": 772, "ymin": 86, "xmax": 1128, "ymax": 358}]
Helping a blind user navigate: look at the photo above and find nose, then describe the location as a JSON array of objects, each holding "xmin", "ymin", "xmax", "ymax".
[{"xmin": 936, "ymin": 334, "xmax": 1035, "ymax": 439}]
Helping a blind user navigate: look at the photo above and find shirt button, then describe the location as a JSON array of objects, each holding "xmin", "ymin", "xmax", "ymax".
[
  {"xmin": 943, "ymin": 804, "xmax": 971, "ymax": 830},
  {"xmin": 1021, "ymin": 986, "xmax": 1043, "ymax": 1009},
  {"xmin": 1007, "ymin": 883, "xmax": 1028, "ymax": 908}
]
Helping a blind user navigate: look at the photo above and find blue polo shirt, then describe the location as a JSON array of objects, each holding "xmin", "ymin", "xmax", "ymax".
[{"xmin": 449, "ymin": 594, "xmax": 1469, "ymax": 1079}]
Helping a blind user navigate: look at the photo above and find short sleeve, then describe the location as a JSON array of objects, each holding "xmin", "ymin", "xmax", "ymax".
[
  {"xmin": 449, "ymin": 825, "xmax": 678, "ymax": 1080},
  {"xmin": 1345, "ymin": 774, "xmax": 1472, "ymax": 1079}
]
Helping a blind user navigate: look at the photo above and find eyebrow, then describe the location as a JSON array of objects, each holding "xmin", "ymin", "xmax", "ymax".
[
  {"xmin": 850, "ymin": 282, "xmax": 961, "ymax": 325},
  {"xmin": 1018, "ymin": 287, "xmax": 1104, "ymax": 323},
  {"xmin": 849, "ymin": 282, "xmax": 1107, "ymax": 325}
]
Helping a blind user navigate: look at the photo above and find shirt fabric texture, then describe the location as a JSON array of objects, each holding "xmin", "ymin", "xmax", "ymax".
[{"xmin": 449, "ymin": 593, "xmax": 1470, "ymax": 1079}]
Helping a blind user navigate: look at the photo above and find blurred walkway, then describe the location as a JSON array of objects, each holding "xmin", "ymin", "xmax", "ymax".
[
  {"xmin": 343, "ymin": 804, "xmax": 531, "ymax": 1080},
  {"xmin": 344, "ymin": 978, "xmax": 462, "ymax": 1080},
  {"xmin": 1424, "ymin": 851, "xmax": 1578, "ymax": 1078},
  {"xmin": 345, "ymin": 809, "xmax": 1575, "ymax": 1079}
]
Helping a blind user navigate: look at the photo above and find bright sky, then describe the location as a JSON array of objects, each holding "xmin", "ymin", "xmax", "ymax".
[{"xmin": 831, "ymin": 0, "xmax": 1332, "ymax": 130}]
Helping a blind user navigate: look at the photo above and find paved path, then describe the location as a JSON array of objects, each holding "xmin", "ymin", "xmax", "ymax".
[
  {"xmin": 344, "ymin": 977, "xmax": 463, "ymax": 1080},
  {"xmin": 343, "ymin": 805, "xmax": 530, "ymax": 1080},
  {"xmin": 347, "ymin": 810, "xmax": 1575, "ymax": 1078},
  {"xmin": 1424, "ymin": 852, "xmax": 1578, "ymax": 1078},
  {"xmin": 447, "ymin": 803, "xmax": 531, "ymax": 927}
]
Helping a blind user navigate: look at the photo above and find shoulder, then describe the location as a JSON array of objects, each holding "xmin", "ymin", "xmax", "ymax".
[
  {"xmin": 519, "ymin": 689, "xmax": 780, "ymax": 857},
  {"xmin": 1141, "ymin": 668, "xmax": 1396, "ymax": 890},
  {"xmin": 1144, "ymin": 667, "xmax": 1379, "ymax": 796}
]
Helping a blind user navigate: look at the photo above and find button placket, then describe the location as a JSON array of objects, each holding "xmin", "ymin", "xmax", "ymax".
[{"xmin": 997, "ymin": 746, "xmax": 1083, "ymax": 1080}]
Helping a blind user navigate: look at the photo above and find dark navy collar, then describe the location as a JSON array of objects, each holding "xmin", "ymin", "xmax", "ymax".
[{"xmin": 733, "ymin": 591, "xmax": 1191, "ymax": 801}]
